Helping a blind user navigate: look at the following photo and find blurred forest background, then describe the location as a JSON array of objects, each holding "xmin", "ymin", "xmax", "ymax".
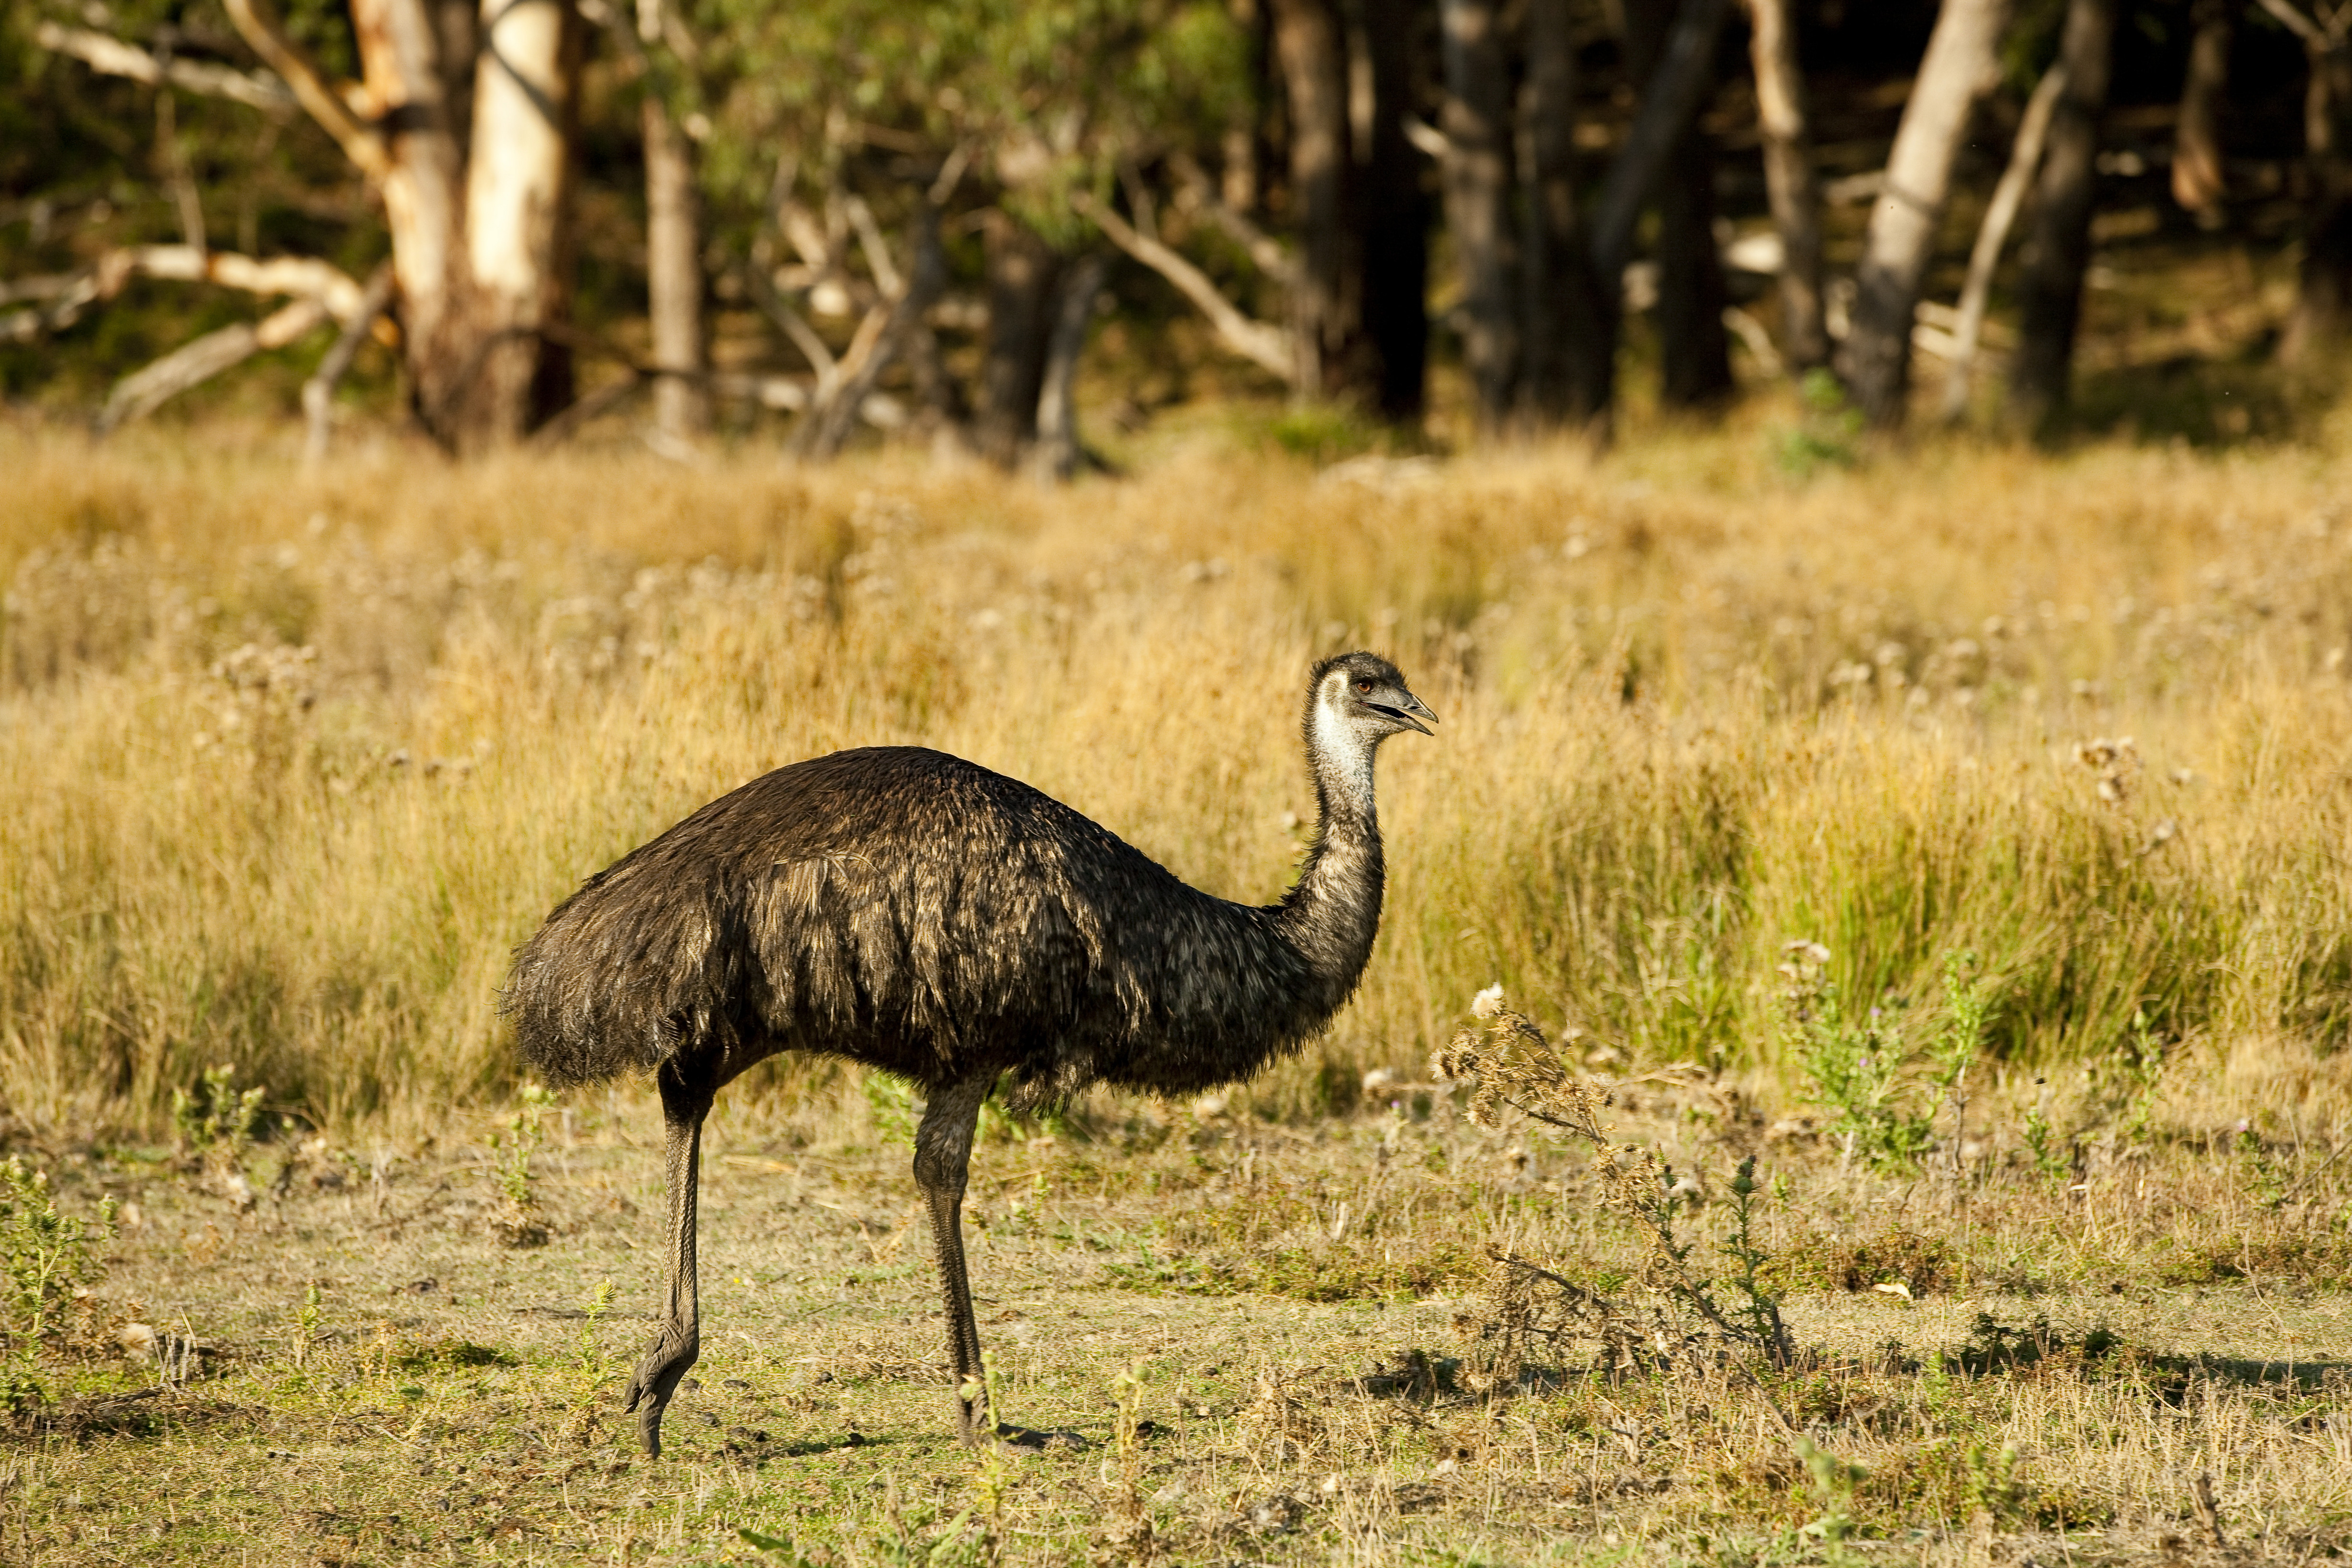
[{"xmin": 0, "ymin": 0, "xmax": 2340, "ymax": 459}]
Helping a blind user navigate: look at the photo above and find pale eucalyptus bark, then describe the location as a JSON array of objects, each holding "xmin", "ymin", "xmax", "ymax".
[
  {"xmin": 456, "ymin": 0, "xmax": 577, "ymax": 448},
  {"xmin": 224, "ymin": 0, "xmax": 581, "ymax": 452},
  {"xmin": 643, "ymin": 95, "xmax": 707, "ymax": 439},
  {"xmin": 2010, "ymin": 0, "xmax": 2119, "ymax": 432},
  {"xmin": 1743, "ymin": 0, "xmax": 1827, "ymax": 369},
  {"xmin": 1834, "ymin": 0, "xmax": 2014, "ymax": 427}
]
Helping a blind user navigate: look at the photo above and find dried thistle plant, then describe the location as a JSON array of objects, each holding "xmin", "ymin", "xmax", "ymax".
[{"xmin": 1439, "ymin": 990, "xmax": 1797, "ymax": 1416}]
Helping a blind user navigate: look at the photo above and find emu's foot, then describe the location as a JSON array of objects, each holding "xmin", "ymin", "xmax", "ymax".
[
  {"xmin": 621, "ymin": 1330, "xmax": 700, "ymax": 1459},
  {"xmin": 990, "ymin": 1423, "xmax": 1087, "ymax": 1455}
]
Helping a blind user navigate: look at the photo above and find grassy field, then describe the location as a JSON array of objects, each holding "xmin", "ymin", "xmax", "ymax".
[{"xmin": 9, "ymin": 412, "xmax": 2352, "ymax": 1560}]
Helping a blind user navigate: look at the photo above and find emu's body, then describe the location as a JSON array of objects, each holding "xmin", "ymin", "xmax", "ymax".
[{"xmin": 505, "ymin": 653, "xmax": 1433, "ymax": 1454}]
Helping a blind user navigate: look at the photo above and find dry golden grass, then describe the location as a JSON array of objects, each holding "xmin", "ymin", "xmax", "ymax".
[{"xmin": 8, "ymin": 416, "xmax": 2352, "ymax": 1140}]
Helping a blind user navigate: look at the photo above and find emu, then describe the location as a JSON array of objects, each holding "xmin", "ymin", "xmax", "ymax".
[{"xmin": 503, "ymin": 651, "xmax": 1435, "ymax": 1455}]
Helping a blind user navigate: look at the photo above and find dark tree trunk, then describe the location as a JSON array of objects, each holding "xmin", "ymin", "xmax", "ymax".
[
  {"xmin": 1520, "ymin": 0, "xmax": 1611, "ymax": 424},
  {"xmin": 1031, "ymin": 253, "xmax": 1105, "ymax": 482},
  {"xmin": 435, "ymin": 0, "xmax": 474, "ymax": 163},
  {"xmin": 1270, "ymin": 0, "xmax": 1360, "ymax": 398},
  {"xmin": 974, "ymin": 211, "xmax": 1061, "ymax": 465},
  {"xmin": 1358, "ymin": 0, "xmax": 1430, "ymax": 420},
  {"xmin": 1441, "ymin": 0, "xmax": 1518, "ymax": 428},
  {"xmin": 2008, "ymin": 0, "xmax": 2118, "ymax": 432},
  {"xmin": 1624, "ymin": 0, "xmax": 1731, "ymax": 408},
  {"xmin": 1744, "ymin": 0, "xmax": 1827, "ymax": 368},
  {"xmin": 2172, "ymin": 0, "xmax": 2232, "ymax": 224},
  {"xmin": 2286, "ymin": 39, "xmax": 2352, "ymax": 365}
]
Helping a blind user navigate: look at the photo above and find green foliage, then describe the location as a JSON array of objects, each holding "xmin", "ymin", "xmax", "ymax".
[
  {"xmin": 1962, "ymin": 1442, "xmax": 2028, "ymax": 1527},
  {"xmin": 1795, "ymin": 1436, "xmax": 1869, "ymax": 1556},
  {"xmin": 576, "ymin": 1279, "xmax": 616, "ymax": 1382},
  {"xmin": 1772, "ymin": 370, "xmax": 1863, "ymax": 477},
  {"xmin": 1782, "ymin": 947, "xmax": 1988, "ymax": 1174},
  {"xmin": 291, "ymin": 1278, "xmax": 322, "ymax": 1371},
  {"xmin": 1720, "ymin": 1157, "xmax": 1790, "ymax": 1361},
  {"xmin": 2021, "ymin": 1083, "xmax": 2071, "ymax": 1181},
  {"xmin": 697, "ymin": 0, "xmax": 1247, "ymax": 245},
  {"xmin": 1258, "ymin": 404, "xmax": 1389, "ymax": 465},
  {"xmin": 172, "ymin": 1061, "xmax": 267, "ymax": 1169},
  {"xmin": 490, "ymin": 1083, "xmax": 555, "ymax": 1210},
  {"xmin": 863, "ymin": 1071, "xmax": 920, "ymax": 1144},
  {"xmin": 0, "ymin": 1157, "xmax": 115, "ymax": 1408}
]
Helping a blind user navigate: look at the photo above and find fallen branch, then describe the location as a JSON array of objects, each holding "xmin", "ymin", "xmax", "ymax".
[
  {"xmin": 1070, "ymin": 191, "xmax": 1295, "ymax": 385},
  {"xmin": 35, "ymin": 22, "xmax": 294, "ymax": 114},
  {"xmin": 99, "ymin": 296, "xmax": 332, "ymax": 431}
]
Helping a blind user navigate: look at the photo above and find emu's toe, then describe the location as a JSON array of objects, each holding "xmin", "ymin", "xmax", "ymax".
[{"xmin": 622, "ymin": 1332, "xmax": 699, "ymax": 1458}]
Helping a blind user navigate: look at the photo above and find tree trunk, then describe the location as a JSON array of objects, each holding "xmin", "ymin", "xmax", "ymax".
[
  {"xmin": 1940, "ymin": 61, "xmax": 2068, "ymax": 422},
  {"xmin": 975, "ymin": 211, "xmax": 1061, "ymax": 465},
  {"xmin": 2008, "ymin": 0, "xmax": 2117, "ymax": 432},
  {"xmin": 436, "ymin": 0, "xmax": 475, "ymax": 161},
  {"xmin": 644, "ymin": 95, "xmax": 707, "ymax": 439},
  {"xmin": 1270, "ymin": 0, "xmax": 1359, "ymax": 398},
  {"xmin": 792, "ymin": 203, "xmax": 945, "ymax": 461},
  {"xmin": 1835, "ymin": 0, "xmax": 2013, "ymax": 427},
  {"xmin": 451, "ymin": 0, "xmax": 578, "ymax": 450},
  {"xmin": 1441, "ymin": 0, "xmax": 1518, "ymax": 429},
  {"xmin": 1586, "ymin": 0, "xmax": 1733, "ymax": 280},
  {"xmin": 1625, "ymin": 0, "xmax": 1732, "ymax": 409},
  {"xmin": 1744, "ymin": 0, "xmax": 1827, "ymax": 369},
  {"xmin": 2285, "ymin": 37, "xmax": 2352, "ymax": 365},
  {"xmin": 2173, "ymin": 0, "xmax": 2232, "ymax": 224},
  {"xmin": 341, "ymin": 0, "xmax": 464, "ymax": 412},
  {"xmin": 1520, "ymin": 0, "xmax": 1610, "ymax": 424},
  {"xmin": 1031, "ymin": 254, "xmax": 1106, "ymax": 482},
  {"xmin": 225, "ymin": 0, "xmax": 583, "ymax": 453},
  {"xmin": 1358, "ymin": 0, "xmax": 1430, "ymax": 420}
]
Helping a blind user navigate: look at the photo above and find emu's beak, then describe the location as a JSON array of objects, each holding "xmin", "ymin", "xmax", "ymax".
[{"xmin": 1379, "ymin": 690, "xmax": 1438, "ymax": 735}]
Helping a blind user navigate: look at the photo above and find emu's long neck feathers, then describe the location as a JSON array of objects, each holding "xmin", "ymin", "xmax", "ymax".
[{"xmin": 1272, "ymin": 687, "xmax": 1385, "ymax": 1015}]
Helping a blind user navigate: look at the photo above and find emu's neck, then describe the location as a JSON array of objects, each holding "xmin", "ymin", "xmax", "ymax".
[{"xmin": 1275, "ymin": 713, "xmax": 1385, "ymax": 1015}]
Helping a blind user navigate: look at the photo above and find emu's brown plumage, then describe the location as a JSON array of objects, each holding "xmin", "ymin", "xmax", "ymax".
[{"xmin": 503, "ymin": 652, "xmax": 1434, "ymax": 1454}]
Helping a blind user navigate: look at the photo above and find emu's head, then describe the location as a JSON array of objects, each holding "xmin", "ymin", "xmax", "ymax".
[{"xmin": 1306, "ymin": 652, "xmax": 1436, "ymax": 793}]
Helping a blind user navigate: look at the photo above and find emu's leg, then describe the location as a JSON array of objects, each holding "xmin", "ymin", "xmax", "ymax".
[
  {"xmin": 623, "ymin": 1054, "xmax": 715, "ymax": 1457},
  {"xmin": 913, "ymin": 1074, "xmax": 994, "ymax": 1443}
]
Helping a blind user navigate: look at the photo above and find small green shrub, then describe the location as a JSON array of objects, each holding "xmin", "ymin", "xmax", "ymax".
[
  {"xmin": 487, "ymin": 1084, "xmax": 554, "ymax": 1247},
  {"xmin": 1773, "ymin": 368, "xmax": 1864, "ymax": 476},
  {"xmin": 0, "ymin": 1157, "xmax": 116, "ymax": 1409},
  {"xmin": 172, "ymin": 1063, "xmax": 266, "ymax": 1173},
  {"xmin": 1781, "ymin": 946, "xmax": 1987, "ymax": 1174}
]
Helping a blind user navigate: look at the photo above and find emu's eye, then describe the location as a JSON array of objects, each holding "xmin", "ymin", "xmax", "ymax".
[{"xmin": 1353, "ymin": 678, "xmax": 1373, "ymax": 693}]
